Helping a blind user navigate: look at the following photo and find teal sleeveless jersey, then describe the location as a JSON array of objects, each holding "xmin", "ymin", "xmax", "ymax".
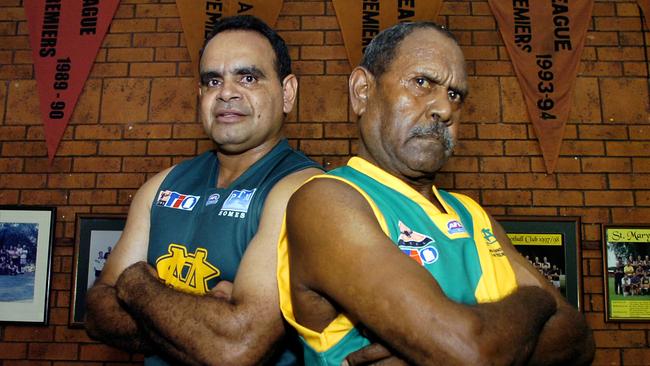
[
  {"xmin": 278, "ymin": 157, "xmax": 517, "ymax": 366},
  {"xmin": 147, "ymin": 139, "xmax": 319, "ymax": 366}
]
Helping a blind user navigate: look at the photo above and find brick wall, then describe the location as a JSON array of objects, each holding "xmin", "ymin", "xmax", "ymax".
[{"xmin": 1, "ymin": 0, "xmax": 649, "ymax": 364}]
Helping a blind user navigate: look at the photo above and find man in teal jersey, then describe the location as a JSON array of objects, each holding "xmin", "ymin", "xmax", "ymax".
[
  {"xmin": 85, "ymin": 16, "xmax": 322, "ymax": 365},
  {"xmin": 279, "ymin": 22, "xmax": 595, "ymax": 365}
]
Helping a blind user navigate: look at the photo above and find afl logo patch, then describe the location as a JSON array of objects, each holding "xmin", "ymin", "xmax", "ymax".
[
  {"xmin": 206, "ymin": 193, "xmax": 220, "ymax": 206},
  {"xmin": 447, "ymin": 220, "xmax": 466, "ymax": 235}
]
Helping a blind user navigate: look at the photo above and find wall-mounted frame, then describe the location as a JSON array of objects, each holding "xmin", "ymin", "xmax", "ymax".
[
  {"xmin": 70, "ymin": 214, "xmax": 126, "ymax": 327},
  {"xmin": 0, "ymin": 206, "xmax": 56, "ymax": 324},
  {"xmin": 495, "ymin": 216, "xmax": 582, "ymax": 310},
  {"xmin": 602, "ymin": 225, "xmax": 650, "ymax": 322}
]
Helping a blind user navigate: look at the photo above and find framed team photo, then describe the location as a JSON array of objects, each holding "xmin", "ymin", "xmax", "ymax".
[
  {"xmin": 602, "ymin": 225, "xmax": 650, "ymax": 322},
  {"xmin": 495, "ymin": 216, "xmax": 582, "ymax": 310},
  {"xmin": 70, "ymin": 214, "xmax": 126, "ymax": 327},
  {"xmin": 0, "ymin": 206, "xmax": 56, "ymax": 324}
]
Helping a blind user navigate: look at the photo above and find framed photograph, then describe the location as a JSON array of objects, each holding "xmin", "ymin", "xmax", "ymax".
[
  {"xmin": 495, "ymin": 216, "xmax": 582, "ymax": 309},
  {"xmin": 602, "ymin": 225, "xmax": 650, "ymax": 322},
  {"xmin": 70, "ymin": 214, "xmax": 126, "ymax": 327},
  {"xmin": 0, "ymin": 206, "xmax": 56, "ymax": 324}
]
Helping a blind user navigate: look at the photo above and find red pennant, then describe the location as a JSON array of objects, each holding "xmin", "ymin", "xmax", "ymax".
[
  {"xmin": 176, "ymin": 0, "xmax": 284, "ymax": 77},
  {"xmin": 488, "ymin": 0, "xmax": 593, "ymax": 173},
  {"xmin": 24, "ymin": 0, "xmax": 120, "ymax": 162},
  {"xmin": 332, "ymin": 0, "xmax": 443, "ymax": 68}
]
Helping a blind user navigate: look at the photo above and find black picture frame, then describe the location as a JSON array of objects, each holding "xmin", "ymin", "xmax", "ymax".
[
  {"xmin": 70, "ymin": 213, "xmax": 126, "ymax": 327},
  {"xmin": 495, "ymin": 216, "xmax": 582, "ymax": 310},
  {"xmin": 0, "ymin": 205, "xmax": 56, "ymax": 324},
  {"xmin": 602, "ymin": 224, "xmax": 650, "ymax": 322}
]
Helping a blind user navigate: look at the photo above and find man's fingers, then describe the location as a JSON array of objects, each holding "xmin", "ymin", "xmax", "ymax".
[
  {"xmin": 344, "ymin": 343, "xmax": 392, "ymax": 365},
  {"xmin": 209, "ymin": 280, "xmax": 234, "ymax": 300}
]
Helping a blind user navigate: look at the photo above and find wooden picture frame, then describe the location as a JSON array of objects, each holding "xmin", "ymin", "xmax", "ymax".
[
  {"xmin": 70, "ymin": 213, "xmax": 126, "ymax": 327},
  {"xmin": 495, "ymin": 216, "xmax": 582, "ymax": 309},
  {"xmin": 602, "ymin": 224, "xmax": 650, "ymax": 322},
  {"xmin": 0, "ymin": 206, "xmax": 56, "ymax": 324}
]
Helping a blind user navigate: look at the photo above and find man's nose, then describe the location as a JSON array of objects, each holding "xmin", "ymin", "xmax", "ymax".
[
  {"xmin": 428, "ymin": 89, "xmax": 452, "ymax": 124},
  {"xmin": 217, "ymin": 80, "xmax": 241, "ymax": 102}
]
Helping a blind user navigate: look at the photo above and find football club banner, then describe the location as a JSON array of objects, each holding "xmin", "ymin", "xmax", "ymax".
[
  {"xmin": 488, "ymin": 0, "xmax": 593, "ymax": 173},
  {"xmin": 332, "ymin": 0, "xmax": 443, "ymax": 68},
  {"xmin": 176, "ymin": 0, "xmax": 283, "ymax": 76},
  {"xmin": 24, "ymin": 0, "xmax": 120, "ymax": 162}
]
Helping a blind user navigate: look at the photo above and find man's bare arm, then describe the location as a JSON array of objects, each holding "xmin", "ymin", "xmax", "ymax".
[
  {"xmin": 287, "ymin": 179, "xmax": 558, "ymax": 366},
  {"xmin": 115, "ymin": 167, "xmax": 322, "ymax": 366},
  {"xmin": 85, "ymin": 168, "xmax": 170, "ymax": 353},
  {"xmin": 491, "ymin": 216, "xmax": 595, "ymax": 366}
]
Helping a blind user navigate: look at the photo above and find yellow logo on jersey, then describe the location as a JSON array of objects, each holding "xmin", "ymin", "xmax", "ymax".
[{"xmin": 155, "ymin": 244, "xmax": 220, "ymax": 295}]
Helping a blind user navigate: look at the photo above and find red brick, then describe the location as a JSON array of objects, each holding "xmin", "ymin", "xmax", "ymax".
[
  {"xmin": 557, "ymin": 173, "xmax": 607, "ymax": 189},
  {"xmin": 0, "ymin": 64, "xmax": 31, "ymax": 79},
  {"xmin": 158, "ymin": 17, "xmax": 183, "ymax": 32},
  {"xmin": 73, "ymin": 157, "xmax": 122, "ymax": 172},
  {"xmin": 74, "ymin": 125, "xmax": 122, "ymax": 140},
  {"xmin": 633, "ymin": 158, "xmax": 650, "ymax": 172},
  {"xmin": 593, "ymin": 330, "xmax": 646, "ymax": 348},
  {"xmin": 107, "ymin": 47, "xmax": 154, "ymax": 62},
  {"xmin": 50, "ymin": 272, "xmax": 70, "ymax": 290},
  {"xmin": 5, "ymin": 80, "xmax": 39, "ymax": 124},
  {"xmin": 579, "ymin": 61, "xmax": 623, "ymax": 77},
  {"xmin": 133, "ymin": 32, "xmax": 179, "ymax": 47},
  {"xmin": 293, "ymin": 60, "xmax": 324, "ymax": 75},
  {"xmin": 482, "ymin": 190, "xmax": 532, "ymax": 206},
  {"xmin": 598, "ymin": 47, "xmax": 646, "ymax": 61},
  {"xmin": 284, "ymin": 123, "xmax": 323, "ymax": 139},
  {"xmin": 323, "ymin": 123, "xmax": 356, "ymax": 139},
  {"xmin": 299, "ymin": 76, "xmax": 348, "ymax": 122},
  {"xmin": 20, "ymin": 190, "xmax": 68, "ymax": 205},
  {"xmin": 80, "ymin": 343, "xmax": 131, "ymax": 361},
  {"xmin": 281, "ymin": 2, "xmax": 324, "ymax": 15},
  {"xmin": 325, "ymin": 60, "xmax": 351, "ymax": 75},
  {"xmin": 101, "ymin": 78, "xmax": 150, "ymax": 123},
  {"xmin": 585, "ymin": 31, "xmax": 619, "ymax": 46},
  {"xmin": 462, "ymin": 77, "xmax": 500, "ymax": 123},
  {"xmin": 612, "ymin": 208, "xmax": 650, "ymax": 223},
  {"xmin": 279, "ymin": 31, "xmax": 323, "ymax": 45},
  {"xmin": 135, "ymin": 3, "xmax": 178, "ymax": 17},
  {"xmin": 275, "ymin": 16, "xmax": 300, "ymax": 31},
  {"xmin": 0, "ymin": 35, "xmax": 28, "ymax": 49},
  {"xmin": 301, "ymin": 16, "xmax": 339, "ymax": 30},
  {"xmin": 569, "ymin": 78, "xmax": 602, "ymax": 123},
  {"xmin": 3, "ymin": 326, "xmax": 54, "ymax": 342},
  {"xmin": 619, "ymin": 32, "xmax": 644, "ymax": 46},
  {"xmin": 56, "ymin": 141, "xmax": 98, "ymax": 156},
  {"xmin": 477, "ymin": 124, "xmax": 526, "ymax": 140},
  {"xmin": 89, "ymin": 63, "xmax": 129, "ymax": 77},
  {"xmin": 533, "ymin": 190, "xmax": 583, "ymax": 206},
  {"xmin": 0, "ymin": 157, "xmax": 22, "ymax": 171},
  {"xmin": 585, "ymin": 191, "xmax": 634, "ymax": 206},
  {"xmin": 48, "ymin": 173, "xmax": 95, "ymax": 189},
  {"xmin": 0, "ymin": 174, "xmax": 46, "ymax": 188},
  {"xmin": 506, "ymin": 173, "xmax": 556, "ymax": 189},
  {"xmin": 103, "ymin": 33, "xmax": 132, "ymax": 48},
  {"xmin": 609, "ymin": 174, "xmax": 650, "ymax": 189},
  {"xmin": 441, "ymin": 2, "xmax": 469, "ymax": 16},
  {"xmin": 607, "ymin": 141, "xmax": 650, "ymax": 156},
  {"xmin": 24, "ymin": 158, "xmax": 72, "ymax": 173},
  {"xmin": 123, "ymin": 156, "xmax": 171, "ymax": 172},
  {"xmin": 301, "ymin": 45, "xmax": 347, "ymax": 60},
  {"xmin": 68, "ymin": 190, "xmax": 117, "ymax": 205},
  {"xmin": 98, "ymin": 141, "xmax": 146, "ymax": 156},
  {"xmin": 29, "ymin": 342, "xmax": 78, "ymax": 360},
  {"xmin": 578, "ymin": 125, "xmax": 627, "ymax": 140},
  {"xmin": 96, "ymin": 173, "xmax": 145, "ymax": 189},
  {"xmin": 582, "ymin": 157, "xmax": 631, "ymax": 173},
  {"xmin": 325, "ymin": 31, "xmax": 343, "ymax": 45},
  {"xmin": 110, "ymin": 18, "xmax": 156, "ymax": 33},
  {"xmin": 591, "ymin": 349, "xmax": 620, "ymax": 366},
  {"xmin": 455, "ymin": 140, "xmax": 503, "ymax": 156},
  {"xmin": 504, "ymin": 141, "xmax": 540, "ymax": 156},
  {"xmin": 623, "ymin": 348, "xmax": 650, "ymax": 366},
  {"xmin": 130, "ymin": 62, "xmax": 177, "ymax": 77},
  {"xmin": 0, "ymin": 342, "xmax": 26, "ymax": 359},
  {"xmin": 54, "ymin": 326, "xmax": 93, "ymax": 343},
  {"xmin": 124, "ymin": 124, "xmax": 173, "ymax": 139},
  {"xmin": 156, "ymin": 47, "xmax": 190, "ymax": 62},
  {"xmin": 475, "ymin": 60, "xmax": 514, "ymax": 75},
  {"xmin": 595, "ymin": 17, "xmax": 641, "ymax": 31},
  {"xmin": 147, "ymin": 140, "xmax": 196, "ymax": 156},
  {"xmin": 456, "ymin": 173, "xmax": 505, "ymax": 189},
  {"xmin": 449, "ymin": 15, "xmax": 495, "ymax": 30},
  {"xmin": 172, "ymin": 124, "xmax": 207, "ymax": 139},
  {"xmin": 623, "ymin": 62, "xmax": 649, "ymax": 76},
  {"xmin": 439, "ymin": 157, "xmax": 479, "ymax": 172},
  {"xmin": 299, "ymin": 140, "xmax": 349, "ymax": 155},
  {"xmin": 480, "ymin": 157, "xmax": 530, "ymax": 172},
  {"xmin": 149, "ymin": 78, "xmax": 196, "ymax": 122},
  {"xmin": 0, "ymin": 125, "xmax": 25, "ymax": 140}
]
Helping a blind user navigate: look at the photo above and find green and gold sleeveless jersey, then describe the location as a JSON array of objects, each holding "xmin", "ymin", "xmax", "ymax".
[{"xmin": 278, "ymin": 157, "xmax": 518, "ymax": 366}]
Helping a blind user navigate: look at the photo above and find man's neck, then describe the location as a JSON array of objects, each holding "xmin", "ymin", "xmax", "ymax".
[{"xmin": 215, "ymin": 138, "xmax": 281, "ymax": 188}]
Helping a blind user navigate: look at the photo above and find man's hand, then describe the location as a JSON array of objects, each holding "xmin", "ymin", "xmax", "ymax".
[
  {"xmin": 210, "ymin": 280, "xmax": 234, "ymax": 301},
  {"xmin": 344, "ymin": 343, "xmax": 408, "ymax": 366}
]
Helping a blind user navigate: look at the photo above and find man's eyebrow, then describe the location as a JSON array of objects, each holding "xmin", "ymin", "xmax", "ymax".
[
  {"xmin": 199, "ymin": 71, "xmax": 221, "ymax": 85},
  {"xmin": 421, "ymin": 72, "xmax": 469, "ymax": 100},
  {"xmin": 234, "ymin": 66, "xmax": 266, "ymax": 79}
]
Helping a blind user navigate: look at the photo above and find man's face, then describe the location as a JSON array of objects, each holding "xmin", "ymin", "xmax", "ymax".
[
  {"xmin": 359, "ymin": 28, "xmax": 467, "ymax": 180},
  {"xmin": 199, "ymin": 30, "xmax": 292, "ymax": 153}
]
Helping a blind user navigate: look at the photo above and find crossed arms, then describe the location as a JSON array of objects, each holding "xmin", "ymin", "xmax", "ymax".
[
  {"xmin": 286, "ymin": 178, "xmax": 595, "ymax": 366},
  {"xmin": 85, "ymin": 167, "xmax": 321, "ymax": 366}
]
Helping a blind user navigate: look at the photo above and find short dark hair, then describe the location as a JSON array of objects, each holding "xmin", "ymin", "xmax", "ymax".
[
  {"xmin": 200, "ymin": 15, "xmax": 291, "ymax": 81},
  {"xmin": 360, "ymin": 21, "xmax": 458, "ymax": 79}
]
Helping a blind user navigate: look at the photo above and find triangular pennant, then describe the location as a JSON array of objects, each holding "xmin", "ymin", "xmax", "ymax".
[
  {"xmin": 488, "ymin": 0, "xmax": 593, "ymax": 173},
  {"xmin": 24, "ymin": 0, "xmax": 120, "ymax": 162},
  {"xmin": 332, "ymin": 0, "xmax": 444, "ymax": 68},
  {"xmin": 639, "ymin": 0, "xmax": 650, "ymax": 26},
  {"xmin": 176, "ymin": 0, "xmax": 284, "ymax": 77}
]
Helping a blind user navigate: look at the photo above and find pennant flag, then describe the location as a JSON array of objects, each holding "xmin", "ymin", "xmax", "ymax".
[
  {"xmin": 488, "ymin": 0, "xmax": 593, "ymax": 173},
  {"xmin": 24, "ymin": 0, "xmax": 120, "ymax": 162},
  {"xmin": 332, "ymin": 0, "xmax": 443, "ymax": 68},
  {"xmin": 176, "ymin": 0, "xmax": 284, "ymax": 77},
  {"xmin": 639, "ymin": 0, "xmax": 650, "ymax": 26}
]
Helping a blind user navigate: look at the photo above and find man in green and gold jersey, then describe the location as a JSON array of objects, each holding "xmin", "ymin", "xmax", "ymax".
[{"xmin": 278, "ymin": 21, "xmax": 595, "ymax": 365}]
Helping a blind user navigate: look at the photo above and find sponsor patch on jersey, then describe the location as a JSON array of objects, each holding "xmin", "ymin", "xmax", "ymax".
[
  {"xmin": 206, "ymin": 193, "xmax": 220, "ymax": 206},
  {"xmin": 397, "ymin": 220, "xmax": 434, "ymax": 247},
  {"xmin": 156, "ymin": 190, "xmax": 200, "ymax": 211},
  {"xmin": 218, "ymin": 189, "xmax": 256, "ymax": 219},
  {"xmin": 482, "ymin": 228, "xmax": 498, "ymax": 245},
  {"xmin": 401, "ymin": 246, "xmax": 439, "ymax": 265},
  {"xmin": 447, "ymin": 220, "xmax": 467, "ymax": 235}
]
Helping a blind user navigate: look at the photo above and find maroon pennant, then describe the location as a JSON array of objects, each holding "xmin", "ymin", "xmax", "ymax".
[{"xmin": 25, "ymin": 0, "xmax": 120, "ymax": 162}]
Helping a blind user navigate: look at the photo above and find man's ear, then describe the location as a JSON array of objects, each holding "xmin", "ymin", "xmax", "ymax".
[
  {"xmin": 349, "ymin": 66, "xmax": 373, "ymax": 116},
  {"xmin": 281, "ymin": 74, "xmax": 298, "ymax": 114}
]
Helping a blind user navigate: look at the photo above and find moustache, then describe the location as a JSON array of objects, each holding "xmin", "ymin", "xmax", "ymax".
[{"xmin": 408, "ymin": 123, "xmax": 456, "ymax": 152}]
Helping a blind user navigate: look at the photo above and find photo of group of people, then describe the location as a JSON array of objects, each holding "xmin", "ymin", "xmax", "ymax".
[
  {"xmin": 523, "ymin": 255, "xmax": 565, "ymax": 292},
  {"xmin": 611, "ymin": 255, "xmax": 650, "ymax": 297},
  {"xmin": 0, "ymin": 223, "xmax": 38, "ymax": 302},
  {"xmin": 86, "ymin": 230, "xmax": 121, "ymax": 290}
]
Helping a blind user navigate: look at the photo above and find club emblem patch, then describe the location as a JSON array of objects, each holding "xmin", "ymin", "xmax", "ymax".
[{"xmin": 397, "ymin": 221, "xmax": 439, "ymax": 265}]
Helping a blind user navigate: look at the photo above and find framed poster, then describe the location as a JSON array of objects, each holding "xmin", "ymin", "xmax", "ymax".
[
  {"xmin": 602, "ymin": 225, "xmax": 650, "ymax": 322},
  {"xmin": 70, "ymin": 213, "xmax": 126, "ymax": 327},
  {"xmin": 0, "ymin": 206, "xmax": 56, "ymax": 324},
  {"xmin": 495, "ymin": 216, "xmax": 582, "ymax": 309}
]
